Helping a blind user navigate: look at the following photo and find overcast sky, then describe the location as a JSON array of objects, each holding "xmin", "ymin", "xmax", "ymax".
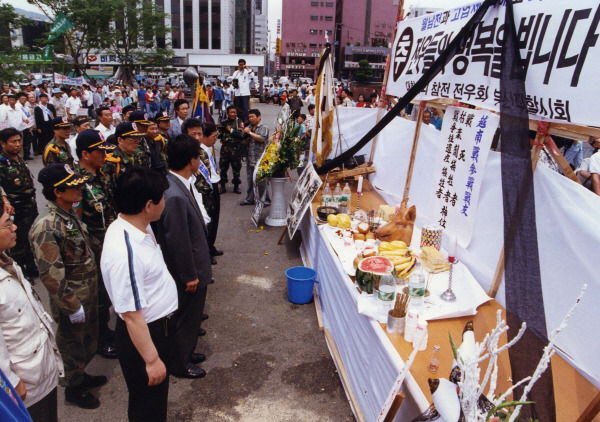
[{"xmin": 10, "ymin": 0, "xmax": 474, "ymax": 49}]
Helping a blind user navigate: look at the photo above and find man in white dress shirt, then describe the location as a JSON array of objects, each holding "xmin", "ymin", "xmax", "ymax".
[
  {"xmin": 94, "ymin": 106, "xmax": 115, "ymax": 140},
  {"xmin": 101, "ymin": 166, "xmax": 177, "ymax": 421},
  {"xmin": 231, "ymin": 58, "xmax": 254, "ymax": 122}
]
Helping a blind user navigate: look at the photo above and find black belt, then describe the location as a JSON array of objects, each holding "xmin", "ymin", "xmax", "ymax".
[{"xmin": 147, "ymin": 311, "xmax": 176, "ymax": 337}]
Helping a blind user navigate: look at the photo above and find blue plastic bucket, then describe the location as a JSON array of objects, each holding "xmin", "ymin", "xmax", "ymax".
[{"xmin": 286, "ymin": 266, "xmax": 318, "ymax": 304}]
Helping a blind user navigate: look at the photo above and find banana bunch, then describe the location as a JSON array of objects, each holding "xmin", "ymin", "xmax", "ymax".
[{"xmin": 378, "ymin": 241, "xmax": 417, "ymax": 280}]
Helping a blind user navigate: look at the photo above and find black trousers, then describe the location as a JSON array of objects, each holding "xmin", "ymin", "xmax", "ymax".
[
  {"xmin": 208, "ymin": 183, "xmax": 220, "ymax": 255},
  {"xmin": 27, "ymin": 387, "xmax": 57, "ymax": 422},
  {"xmin": 170, "ymin": 285, "xmax": 207, "ymax": 375},
  {"xmin": 115, "ymin": 315, "xmax": 174, "ymax": 422},
  {"xmin": 22, "ymin": 129, "xmax": 34, "ymax": 159},
  {"xmin": 233, "ymin": 95, "xmax": 250, "ymax": 122}
]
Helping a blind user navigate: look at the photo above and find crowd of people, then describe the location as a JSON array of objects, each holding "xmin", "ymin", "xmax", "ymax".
[{"xmin": 0, "ymin": 64, "xmax": 273, "ymax": 420}]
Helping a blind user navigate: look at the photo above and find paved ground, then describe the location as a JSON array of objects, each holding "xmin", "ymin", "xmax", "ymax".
[{"xmin": 27, "ymin": 101, "xmax": 355, "ymax": 421}]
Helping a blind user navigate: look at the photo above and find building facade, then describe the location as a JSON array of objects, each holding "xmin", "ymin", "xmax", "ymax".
[
  {"xmin": 334, "ymin": 0, "xmax": 399, "ymax": 79},
  {"xmin": 280, "ymin": 0, "xmax": 336, "ymax": 80},
  {"xmin": 254, "ymin": 0, "xmax": 268, "ymax": 54}
]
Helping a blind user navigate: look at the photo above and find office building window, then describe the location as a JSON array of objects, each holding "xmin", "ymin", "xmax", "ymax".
[
  {"xmin": 311, "ymin": 0, "xmax": 318, "ymax": 5},
  {"xmin": 199, "ymin": 0, "xmax": 208, "ymax": 49},
  {"xmin": 310, "ymin": 15, "xmax": 318, "ymax": 20},
  {"xmin": 326, "ymin": 29, "xmax": 332, "ymax": 35},
  {"xmin": 310, "ymin": 29, "xmax": 317, "ymax": 34},
  {"xmin": 325, "ymin": 1, "xmax": 333, "ymax": 6},
  {"xmin": 309, "ymin": 43, "xmax": 317, "ymax": 48},
  {"xmin": 211, "ymin": 0, "xmax": 220, "ymax": 49},
  {"xmin": 183, "ymin": 0, "xmax": 193, "ymax": 49},
  {"xmin": 171, "ymin": 0, "xmax": 180, "ymax": 49},
  {"xmin": 325, "ymin": 16, "xmax": 333, "ymax": 21}
]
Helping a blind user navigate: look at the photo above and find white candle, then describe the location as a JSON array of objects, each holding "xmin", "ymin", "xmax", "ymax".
[
  {"xmin": 357, "ymin": 176, "xmax": 363, "ymax": 193},
  {"xmin": 448, "ymin": 234, "xmax": 457, "ymax": 262}
]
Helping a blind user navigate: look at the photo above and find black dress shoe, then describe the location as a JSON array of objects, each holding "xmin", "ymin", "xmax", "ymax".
[
  {"xmin": 240, "ymin": 200, "xmax": 255, "ymax": 206},
  {"xmin": 209, "ymin": 278, "xmax": 215, "ymax": 284},
  {"xmin": 97, "ymin": 344, "xmax": 118, "ymax": 359},
  {"xmin": 82, "ymin": 373, "xmax": 108, "ymax": 389},
  {"xmin": 233, "ymin": 186, "xmax": 242, "ymax": 194},
  {"xmin": 201, "ymin": 313, "xmax": 209, "ymax": 321},
  {"xmin": 210, "ymin": 257, "xmax": 217, "ymax": 265},
  {"xmin": 198, "ymin": 328, "xmax": 207, "ymax": 336},
  {"xmin": 65, "ymin": 387, "xmax": 100, "ymax": 409},
  {"xmin": 190, "ymin": 353, "xmax": 206, "ymax": 364},
  {"xmin": 212, "ymin": 250, "xmax": 224, "ymax": 256},
  {"xmin": 173, "ymin": 364, "xmax": 206, "ymax": 379},
  {"xmin": 219, "ymin": 185, "xmax": 226, "ymax": 194}
]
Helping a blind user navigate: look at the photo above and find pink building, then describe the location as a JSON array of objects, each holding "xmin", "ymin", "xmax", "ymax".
[
  {"xmin": 335, "ymin": 0, "xmax": 398, "ymax": 79},
  {"xmin": 280, "ymin": 0, "xmax": 399, "ymax": 81},
  {"xmin": 280, "ymin": 0, "xmax": 337, "ymax": 80}
]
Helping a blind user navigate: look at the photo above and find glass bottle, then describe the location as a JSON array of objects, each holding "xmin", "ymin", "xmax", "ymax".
[
  {"xmin": 339, "ymin": 183, "xmax": 351, "ymax": 213},
  {"xmin": 428, "ymin": 345, "xmax": 441, "ymax": 374},
  {"xmin": 333, "ymin": 183, "xmax": 342, "ymax": 206}
]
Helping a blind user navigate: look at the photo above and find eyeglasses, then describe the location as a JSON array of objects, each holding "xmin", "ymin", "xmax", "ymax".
[{"xmin": 0, "ymin": 217, "xmax": 15, "ymax": 231}]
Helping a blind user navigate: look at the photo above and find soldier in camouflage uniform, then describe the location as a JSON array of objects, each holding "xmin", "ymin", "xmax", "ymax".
[
  {"xmin": 43, "ymin": 117, "xmax": 75, "ymax": 167},
  {"xmin": 156, "ymin": 111, "xmax": 171, "ymax": 143},
  {"xmin": 30, "ymin": 163, "xmax": 107, "ymax": 409},
  {"xmin": 144, "ymin": 116, "xmax": 169, "ymax": 175},
  {"xmin": 75, "ymin": 130, "xmax": 119, "ymax": 360},
  {"xmin": 0, "ymin": 128, "xmax": 38, "ymax": 279},
  {"xmin": 102, "ymin": 121, "xmax": 144, "ymax": 205},
  {"xmin": 218, "ymin": 106, "xmax": 244, "ymax": 194},
  {"xmin": 128, "ymin": 110, "xmax": 152, "ymax": 168}
]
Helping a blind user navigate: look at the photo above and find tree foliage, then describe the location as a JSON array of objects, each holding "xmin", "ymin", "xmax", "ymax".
[
  {"xmin": 0, "ymin": 3, "xmax": 29, "ymax": 83},
  {"xmin": 27, "ymin": 0, "xmax": 173, "ymax": 84},
  {"xmin": 355, "ymin": 59, "xmax": 373, "ymax": 83}
]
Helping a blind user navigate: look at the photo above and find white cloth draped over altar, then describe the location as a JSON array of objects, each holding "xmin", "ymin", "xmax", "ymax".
[{"xmin": 325, "ymin": 107, "xmax": 600, "ymax": 389}]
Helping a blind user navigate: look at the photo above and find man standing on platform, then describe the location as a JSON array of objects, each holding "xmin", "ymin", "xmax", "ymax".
[
  {"xmin": 75, "ymin": 130, "xmax": 119, "ymax": 360},
  {"xmin": 218, "ymin": 106, "xmax": 244, "ymax": 194},
  {"xmin": 240, "ymin": 109, "xmax": 269, "ymax": 206},
  {"xmin": 43, "ymin": 117, "xmax": 75, "ymax": 167},
  {"xmin": 30, "ymin": 164, "xmax": 106, "ymax": 409},
  {"xmin": 101, "ymin": 166, "xmax": 177, "ymax": 421},
  {"xmin": 154, "ymin": 135, "xmax": 211, "ymax": 379},
  {"xmin": 287, "ymin": 89, "xmax": 303, "ymax": 119},
  {"xmin": 231, "ymin": 59, "xmax": 253, "ymax": 122},
  {"xmin": 0, "ymin": 128, "xmax": 38, "ymax": 281}
]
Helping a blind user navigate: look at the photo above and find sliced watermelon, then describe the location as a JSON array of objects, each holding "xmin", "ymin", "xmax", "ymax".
[{"xmin": 356, "ymin": 256, "xmax": 396, "ymax": 294}]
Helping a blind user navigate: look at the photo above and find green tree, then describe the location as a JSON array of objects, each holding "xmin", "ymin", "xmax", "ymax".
[
  {"xmin": 0, "ymin": 3, "xmax": 28, "ymax": 83},
  {"xmin": 97, "ymin": 0, "xmax": 173, "ymax": 84},
  {"xmin": 355, "ymin": 59, "xmax": 373, "ymax": 83}
]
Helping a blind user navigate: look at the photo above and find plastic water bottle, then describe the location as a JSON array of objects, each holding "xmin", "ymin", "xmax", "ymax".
[
  {"xmin": 339, "ymin": 183, "xmax": 351, "ymax": 213},
  {"xmin": 407, "ymin": 262, "xmax": 426, "ymax": 310},
  {"xmin": 321, "ymin": 183, "xmax": 332, "ymax": 207},
  {"xmin": 333, "ymin": 183, "xmax": 342, "ymax": 206},
  {"xmin": 378, "ymin": 272, "xmax": 396, "ymax": 313}
]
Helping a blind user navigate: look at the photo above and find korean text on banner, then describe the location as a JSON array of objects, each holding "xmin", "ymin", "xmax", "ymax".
[
  {"xmin": 387, "ymin": 0, "xmax": 600, "ymax": 127},
  {"xmin": 54, "ymin": 73, "xmax": 85, "ymax": 86},
  {"xmin": 429, "ymin": 107, "xmax": 499, "ymax": 247}
]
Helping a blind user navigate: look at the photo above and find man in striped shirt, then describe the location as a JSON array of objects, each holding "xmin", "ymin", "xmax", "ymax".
[{"xmin": 101, "ymin": 166, "xmax": 178, "ymax": 422}]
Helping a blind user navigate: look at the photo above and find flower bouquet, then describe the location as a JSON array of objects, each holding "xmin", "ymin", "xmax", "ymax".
[{"xmin": 255, "ymin": 117, "xmax": 305, "ymax": 185}]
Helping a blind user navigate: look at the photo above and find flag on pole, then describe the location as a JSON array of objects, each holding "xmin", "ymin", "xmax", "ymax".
[
  {"xmin": 192, "ymin": 79, "xmax": 214, "ymax": 123},
  {"xmin": 43, "ymin": 12, "xmax": 74, "ymax": 61},
  {"xmin": 310, "ymin": 47, "xmax": 335, "ymax": 167}
]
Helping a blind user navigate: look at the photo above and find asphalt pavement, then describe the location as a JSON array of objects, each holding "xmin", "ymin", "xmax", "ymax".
[{"xmin": 27, "ymin": 101, "xmax": 355, "ymax": 421}]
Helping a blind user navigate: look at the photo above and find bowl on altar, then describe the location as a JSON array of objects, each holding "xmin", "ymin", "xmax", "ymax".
[{"xmin": 317, "ymin": 206, "xmax": 339, "ymax": 221}]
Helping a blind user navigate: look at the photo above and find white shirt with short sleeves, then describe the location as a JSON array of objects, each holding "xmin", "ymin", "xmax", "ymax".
[
  {"xmin": 588, "ymin": 150, "xmax": 600, "ymax": 174},
  {"xmin": 232, "ymin": 68, "xmax": 253, "ymax": 96},
  {"xmin": 101, "ymin": 216, "xmax": 178, "ymax": 323},
  {"xmin": 65, "ymin": 96, "xmax": 82, "ymax": 116}
]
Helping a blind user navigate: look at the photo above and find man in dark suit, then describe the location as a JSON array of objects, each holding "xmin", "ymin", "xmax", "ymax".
[
  {"xmin": 167, "ymin": 99, "xmax": 189, "ymax": 139},
  {"xmin": 33, "ymin": 93, "xmax": 56, "ymax": 155},
  {"xmin": 153, "ymin": 134, "xmax": 212, "ymax": 379}
]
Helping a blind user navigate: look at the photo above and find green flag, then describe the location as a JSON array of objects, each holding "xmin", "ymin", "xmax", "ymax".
[{"xmin": 43, "ymin": 12, "xmax": 73, "ymax": 60}]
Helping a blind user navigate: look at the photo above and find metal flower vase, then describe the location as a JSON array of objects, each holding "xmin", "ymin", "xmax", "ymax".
[{"xmin": 265, "ymin": 177, "xmax": 288, "ymax": 226}]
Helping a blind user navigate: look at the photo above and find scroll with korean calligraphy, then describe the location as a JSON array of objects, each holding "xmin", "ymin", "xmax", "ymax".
[{"xmin": 429, "ymin": 106, "xmax": 499, "ymax": 247}]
